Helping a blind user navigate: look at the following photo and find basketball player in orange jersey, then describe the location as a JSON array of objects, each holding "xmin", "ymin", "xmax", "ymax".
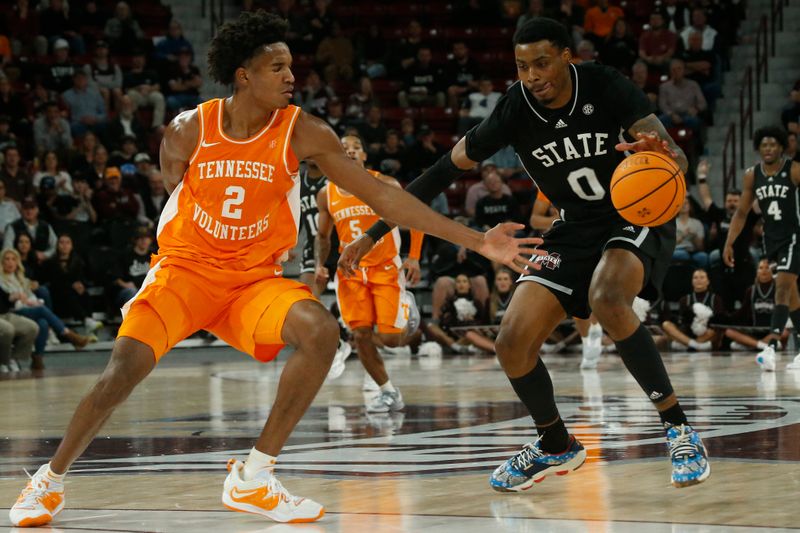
[
  {"xmin": 339, "ymin": 18, "xmax": 710, "ymax": 492},
  {"xmin": 315, "ymin": 135, "xmax": 424, "ymax": 412},
  {"xmin": 9, "ymin": 11, "xmax": 544, "ymax": 528}
]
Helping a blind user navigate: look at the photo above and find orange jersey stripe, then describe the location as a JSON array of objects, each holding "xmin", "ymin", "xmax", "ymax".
[
  {"xmin": 157, "ymin": 99, "xmax": 302, "ymax": 272},
  {"xmin": 328, "ymin": 169, "xmax": 401, "ymax": 267}
]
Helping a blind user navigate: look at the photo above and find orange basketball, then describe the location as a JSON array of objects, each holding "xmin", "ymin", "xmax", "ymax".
[{"xmin": 610, "ymin": 151, "xmax": 686, "ymax": 227}]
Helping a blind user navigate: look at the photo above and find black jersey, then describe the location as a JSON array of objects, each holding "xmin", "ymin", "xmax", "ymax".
[
  {"xmin": 299, "ymin": 168, "xmax": 327, "ymax": 241},
  {"xmin": 466, "ymin": 62, "xmax": 655, "ymax": 223},
  {"xmin": 753, "ymin": 158, "xmax": 799, "ymax": 248},
  {"xmin": 748, "ymin": 281, "xmax": 775, "ymax": 327}
]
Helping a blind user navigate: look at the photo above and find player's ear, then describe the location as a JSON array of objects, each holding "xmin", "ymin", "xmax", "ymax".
[
  {"xmin": 235, "ymin": 66, "xmax": 248, "ymax": 86},
  {"xmin": 561, "ymin": 47, "xmax": 573, "ymax": 63}
]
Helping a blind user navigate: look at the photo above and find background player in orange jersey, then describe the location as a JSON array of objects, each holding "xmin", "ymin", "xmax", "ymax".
[
  {"xmin": 10, "ymin": 10, "xmax": 545, "ymax": 528},
  {"xmin": 315, "ymin": 134, "xmax": 426, "ymax": 412}
]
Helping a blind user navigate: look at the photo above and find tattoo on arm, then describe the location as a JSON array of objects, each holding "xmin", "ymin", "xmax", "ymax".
[{"xmin": 629, "ymin": 114, "xmax": 689, "ymax": 173}]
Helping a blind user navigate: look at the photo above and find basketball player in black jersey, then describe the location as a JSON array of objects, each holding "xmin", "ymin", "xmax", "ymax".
[
  {"xmin": 725, "ymin": 126, "xmax": 800, "ymax": 371},
  {"xmin": 339, "ymin": 18, "xmax": 710, "ymax": 490},
  {"xmin": 298, "ymin": 160, "xmax": 329, "ymax": 296}
]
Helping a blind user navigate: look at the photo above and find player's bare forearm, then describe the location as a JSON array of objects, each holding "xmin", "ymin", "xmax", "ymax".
[
  {"xmin": 314, "ymin": 234, "xmax": 331, "ymax": 270},
  {"xmin": 626, "ymin": 114, "xmax": 689, "ymax": 173}
]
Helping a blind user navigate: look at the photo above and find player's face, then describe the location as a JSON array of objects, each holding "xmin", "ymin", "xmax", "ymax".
[
  {"xmin": 495, "ymin": 271, "xmax": 513, "ymax": 293},
  {"xmin": 756, "ymin": 260, "xmax": 773, "ymax": 283},
  {"xmin": 240, "ymin": 43, "xmax": 295, "ymax": 109},
  {"xmin": 758, "ymin": 137, "xmax": 783, "ymax": 164},
  {"xmin": 692, "ymin": 270, "xmax": 709, "ymax": 292},
  {"xmin": 515, "ymin": 41, "xmax": 572, "ymax": 107},
  {"xmin": 455, "ymin": 274, "xmax": 471, "ymax": 295},
  {"xmin": 341, "ymin": 136, "xmax": 367, "ymax": 167}
]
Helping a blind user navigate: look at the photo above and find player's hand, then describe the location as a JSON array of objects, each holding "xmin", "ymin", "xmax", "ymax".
[
  {"xmin": 477, "ymin": 223, "xmax": 547, "ymax": 274},
  {"xmin": 615, "ymin": 131, "xmax": 678, "ymax": 159},
  {"xmin": 722, "ymin": 243, "xmax": 735, "ymax": 267},
  {"xmin": 401, "ymin": 257, "xmax": 421, "ymax": 286},
  {"xmin": 315, "ymin": 265, "xmax": 329, "ymax": 285},
  {"xmin": 697, "ymin": 159, "xmax": 710, "ymax": 177},
  {"xmin": 337, "ymin": 234, "xmax": 375, "ymax": 277}
]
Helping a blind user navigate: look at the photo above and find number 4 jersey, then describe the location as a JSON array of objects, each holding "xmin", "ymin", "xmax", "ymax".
[
  {"xmin": 753, "ymin": 157, "xmax": 800, "ymax": 255},
  {"xmin": 157, "ymin": 99, "xmax": 302, "ymax": 271}
]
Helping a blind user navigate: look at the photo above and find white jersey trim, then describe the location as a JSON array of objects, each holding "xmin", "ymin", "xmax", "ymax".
[
  {"xmin": 777, "ymin": 233, "xmax": 797, "ymax": 271},
  {"xmin": 518, "ymin": 274, "xmax": 574, "ymax": 295},
  {"xmin": 120, "ymin": 257, "xmax": 165, "ymax": 319},
  {"xmin": 216, "ymin": 99, "xmax": 278, "ymax": 144},
  {"xmin": 188, "ymin": 105, "xmax": 205, "ymax": 166},
  {"xmin": 157, "ymin": 179, "xmax": 184, "ymax": 238},
  {"xmin": 604, "ymin": 226, "xmax": 650, "ymax": 250}
]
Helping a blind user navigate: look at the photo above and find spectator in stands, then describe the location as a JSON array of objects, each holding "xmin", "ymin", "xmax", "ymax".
[
  {"xmin": 33, "ymin": 102, "xmax": 72, "ymax": 158},
  {"xmin": 5, "ymin": 0, "xmax": 47, "ymax": 58},
  {"xmin": 678, "ymin": 31, "xmax": 721, "ymax": 114},
  {"xmin": 155, "ymin": 19, "xmax": 194, "ymax": 68},
  {"xmin": 574, "ymin": 40, "xmax": 597, "ymax": 64},
  {"xmin": 488, "ymin": 145, "xmax": 525, "ymax": 181},
  {"xmin": 43, "ymin": 38, "xmax": 77, "ymax": 94},
  {"xmin": 110, "ymin": 134, "xmax": 139, "ymax": 171},
  {"xmin": 40, "ymin": 234, "xmax": 94, "ymax": 326},
  {"xmin": 373, "ymin": 129, "xmax": 407, "ymax": 177},
  {"xmin": 112, "ymin": 225, "xmax": 153, "ymax": 308},
  {"xmin": 322, "ymin": 97, "xmax": 348, "ymax": 137},
  {"xmin": 638, "ymin": 12, "xmax": 677, "ymax": 73},
  {"xmin": 3, "ymin": 198, "xmax": 57, "ymax": 261},
  {"xmin": 724, "ymin": 258, "xmax": 787, "ymax": 351},
  {"xmin": 0, "ymin": 182, "xmax": 20, "ymax": 240},
  {"xmin": 516, "ymin": 0, "xmax": 547, "ymax": 30},
  {"xmin": 400, "ymin": 117, "xmax": 416, "ymax": 148},
  {"xmin": 0, "ymin": 286, "xmax": 38, "ymax": 373},
  {"xmin": 345, "ymin": 76, "xmax": 379, "ymax": 124},
  {"xmin": 104, "ymin": 1, "xmax": 145, "ymax": 55},
  {"xmin": 474, "ymin": 169, "xmax": 520, "ymax": 229},
  {"xmin": 0, "ymin": 78, "xmax": 27, "ymax": 141},
  {"xmin": 33, "ymin": 151, "xmax": 72, "ymax": 196},
  {"xmin": 659, "ymin": 0, "xmax": 691, "ymax": 34},
  {"xmin": 0, "ymin": 117, "xmax": 18, "ymax": 157},
  {"xmin": 662, "ymin": 268, "xmax": 725, "ymax": 351},
  {"xmin": 294, "ymin": 70, "xmax": 335, "ymax": 117},
  {"xmin": 69, "ymin": 131, "xmax": 98, "ymax": 176},
  {"xmin": 123, "ymin": 50, "xmax": 166, "ymax": 132},
  {"xmin": 72, "ymin": 1, "xmax": 107, "ymax": 43},
  {"xmin": 39, "ymin": 0, "xmax": 85, "ymax": 55},
  {"xmin": 781, "ymin": 79, "xmax": 799, "ymax": 134},
  {"xmin": 84, "ymin": 40, "xmax": 123, "ymax": 113},
  {"xmin": 673, "ymin": 197, "xmax": 708, "ymax": 267},
  {"xmin": 355, "ymin": 23, "xmax": 388, "ymax": 79},
  {"xmin": 271, "ymin": 0, "xmax": 311, "ymax": 54},
  {"xmin": 12, "ymin": 232, "xmax": 50, "ymax": 309},
  {"xmin": 602, "ymin": 18, "xmax": 637, "ymax": 74},
  {"xmin": 54, "ymin": 174, "xmax": 96, "ymax": 225},
  {"xmin": 140, "ymin": 168, "xmax": 166, "ymax": 227},
  {"xmin": 551, "ymin": 0, "xmax": 586, "ymax": 51},
  {"xmin": 86, "ymin": 144, "xmax": 110, "ymax": 188},
  {"xmin": 630, "ymin": 60, "xmax": 659, "ymax": 113},
  {"xmin": 0, "ymin": 146, "xmax": 33, "ymax": 203},
  {"xmin": 0, "ymin": 248, "xmax": 92, "ymax": 369},
  {"xmin": 165, "ymin": 48, "xmax": 202, "ymax": 112},
  {"xmin": 391, "ymin": 19, "xmax": 425, "ymax": 72},
  {"xmin": 489, "ymin": 267, "xmax": 515, "ymax": 324},
  {"xmin": 583, "ymin": 0, "xmax": 624, "ymax": 48},
  {"xmin": 315, "ymin": 21, "xmax": 354, "ymax": 83},
  {"xmin": 28, "ymin": 82, "xmax": 58, "ymax": 123},
  {"xmin": 444, "ymin": 40, "xmax": 482, "ymax": 110},
  {"xmin": 787, "ymin": 132, "xmax": 800, "ymax": 163},
  {"xmin": 92, "ymin": 166, "xmax": 139, "ymax": 224},
  {"xmin": 358, "ymin": 105, "xmax": 387, "ymax": 155},
  {"xmin": 680, "ymin": 7, "xmax": 718, "ymax": 52},
  {"xmin": 464, "ymin": 160, "xmax": 513, "ymax": 218},
  {"xmin": 404, "ymin": 125, "xmax": 445, "ymax": 180},
  {"xmin": 457, "ymin": 77, "xmax": 501, "ymax": 136},
  {"xmin": 658, "ymin": 58, "xmax": 706, "ymax": 133},
  {"xmin": 398, "ymin": 46, "xmax": 445, "ymax": 108},
  {"xmin": 426, "ymin": 273, "xmax": 494, "ymax": 354},
  {"xmin": 62, "ymin": 71, "xmax": 107, "ymax": 137},
  {"xmin": 107, "ymin": 95, "xmax": 146, "ymax": 151},
  {"xmin": 36, "ymin": 176, "xmax": 61, "ymax": 223},
  {"xmin": 307, "ymin": 0, "xmax": 336, "ymax": 50}
]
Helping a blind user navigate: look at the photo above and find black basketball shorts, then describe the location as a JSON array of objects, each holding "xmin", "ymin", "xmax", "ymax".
[
  {"xmin": 518, "ymin": 216, "xmax": 676, "ymax": 319},
  {"xmin": 766, "ymin": 233, "xmax": 800, "ymax": 275}
]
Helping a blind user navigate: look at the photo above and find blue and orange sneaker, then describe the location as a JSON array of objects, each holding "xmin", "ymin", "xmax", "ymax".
[
  {"xmin": 665, "ymin": 423, "xmax": 710, "ymax": 487},
  {"xmin": 490, "ymin": 435, "xmax": 586, "ymax": 492}
]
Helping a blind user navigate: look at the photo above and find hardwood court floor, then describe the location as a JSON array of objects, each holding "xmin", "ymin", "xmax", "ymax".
[{"xmin": 1, "ymin": 347, "xmax": 799, "ymax": 532}]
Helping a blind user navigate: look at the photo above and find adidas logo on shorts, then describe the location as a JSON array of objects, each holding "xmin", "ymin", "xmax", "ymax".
[{"xmin": 623, "ymin": 226, "xmax": 636, "ymax": 233}]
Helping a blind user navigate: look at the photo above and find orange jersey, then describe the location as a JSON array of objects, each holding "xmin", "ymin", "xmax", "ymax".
[
  {"xmin": 157, "ymin": 98, "xmax": 302, "ymax": 272},
  {"xmin": 328, "ymin": 170, "xmax": 401, "ymax": 267}
]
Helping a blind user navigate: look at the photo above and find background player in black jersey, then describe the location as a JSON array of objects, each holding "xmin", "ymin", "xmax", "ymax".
[
  {"xmin": 298, "ymin": 160, "xmax": 329, "ymax": 296},
  {"xmin": 338, "ymin": 18, "xmax": 710, "ymax": 491},
  {"xmin": 725, "ymin": 126, "xmax": 800, "ymax": 371}
]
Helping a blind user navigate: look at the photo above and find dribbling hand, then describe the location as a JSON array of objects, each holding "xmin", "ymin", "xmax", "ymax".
[
  {"xmin": 401, "ymin": 257, "xmax": 421, "ymax": 286},
  {"xmin": 615, "ymin": 131, "xmax": 678, "ymax": 159},
  {"xmin": 478, "ymin": 223, "xmax": 547, "ymax": 274}
]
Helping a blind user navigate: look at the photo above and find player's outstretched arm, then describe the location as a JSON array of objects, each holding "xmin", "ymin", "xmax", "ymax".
[
  {"xmin": 314, "ymin": 185, "xmax": 334, "ymax": 285},
  {"xmin": 292, "ymin": 113, "xmax": 543, "ymax": 274},
  {"xmin": 159, "ymin": 108, "xmax": 199, "ymax": 194},
  {"xmin": 722, "ymin": 168, "xmax": 756, "ymax": 267},
  {"xmin": 615, "ymin": 113, "xmax": 689, "ymax": 174}
]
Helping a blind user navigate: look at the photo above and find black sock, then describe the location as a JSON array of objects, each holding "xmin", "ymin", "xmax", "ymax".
[
  {"xmin": 788, "ymin": 308, "xmax": 800, "ymax": 348},
  {"xmin": 770, "ymin": 305, "xmax": 790, "ymax": 347},
  {"xmin": 658, "ymin": 402, "xmax": 689, "ymax": 427},
  {"xmin": 508, "ymin": 359, "xmax": 569, "ymax": 453}
]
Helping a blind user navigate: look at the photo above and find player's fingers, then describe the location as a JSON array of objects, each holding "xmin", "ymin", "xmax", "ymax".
[
  {"xmin": 517, "ymin": 237, "xmax": 543, "ymax": 246},
  {"xmin": 499, "ymin": 222, "xmax": 525, "ymax": 234},
  {"xmin": 515, "ymin": 255, "xmax": 542, "ymax": 271},
  {"xmin": 516, "ymin": 247, "xmax": 546, "ymax": 257}
]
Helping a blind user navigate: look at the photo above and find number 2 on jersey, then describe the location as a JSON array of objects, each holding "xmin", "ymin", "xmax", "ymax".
[
  {"xmin": 767, "ymin": 200, "xmax": 782, "ymax": 221},
  {"xmin": 221, "ymin": 185, "xmax": 245, "ymax": 219}
]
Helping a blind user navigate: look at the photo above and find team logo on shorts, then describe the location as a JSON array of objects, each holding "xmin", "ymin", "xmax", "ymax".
[
  {"xmin": 582, "ymin": 103, "xmax": 594, "ymax": 115},
  {"xmin": 533, "ymin": 252, "xmax": 562, "ymax": 270}
]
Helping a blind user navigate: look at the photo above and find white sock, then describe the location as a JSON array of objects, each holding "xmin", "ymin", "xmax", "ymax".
[
  {"xmin": 379, "ymin": 380, "xmax": 396, "ymax": 393},
  {"xmin": 243, "ymin": 448, "xmax": 276, "ymax": 480},
  {"xmin": 581, "ymin": 336, "xmax": 589, "ymax": 346},
  {"xmin": 45, "ymin": 464, "xmax": 65, "ymax": 483},
  {"xmin": 688, "ymin": 340, "xmax": 700, "ymax": 349},
  {"xmin": 757, "ymin": 341, "xmax": 769, "ymax": 349}
]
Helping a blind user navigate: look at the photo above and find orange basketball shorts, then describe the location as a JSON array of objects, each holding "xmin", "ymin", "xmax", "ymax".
[
  {"xmin": 117, "ymin": 255, "xmax": 316, "ymax": 362},
  {"xmin": 334, "ymin": 259, "xmax": 408, "ymax": 333}
]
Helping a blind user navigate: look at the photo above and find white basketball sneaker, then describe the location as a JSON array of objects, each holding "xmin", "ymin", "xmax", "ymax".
[
  {"xmin": 366, "ymin": 389, "xmax": 405, "ymax": 413},
  {"xmin": 787, "ymin": 353, "xmax": 800, "ymax": 370},
  {"xmin": 222, "ymin": 459, "xmax": 324, "ymax": 523},
  {"xmin": 9, "ymin": 464, "xmax": 65, "ymax": 527},
  {"xmin": 326, "ymin": 339, "xmax": 352, "ymax": 380},
  {"xmin": 756, "ymin": 345, "xmax": 777, "ymax": 372}
]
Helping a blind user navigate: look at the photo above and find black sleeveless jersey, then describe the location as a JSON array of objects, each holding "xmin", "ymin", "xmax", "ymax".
[
  {"xmin": 749, "ymin": 281, "xmax": 775, "ymax": 327},
  {"xmin": 753, "ymin": 158, "xmax": 799, "ymax": 248},
  {"xmin": 465, "ymin": 63, "xmax": 656, "ymax": 223},
  {"xmin": 299, "ymin": 168, "xmax": 327, "ymax": 241}
]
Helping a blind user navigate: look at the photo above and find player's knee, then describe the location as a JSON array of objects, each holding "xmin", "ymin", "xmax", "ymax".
[
  {"xmin": 588, "ymin": 286, "xmax": 627, "ymax": 322},
  {"xmin": 302, "ymin": 310, "xmax": 340, "ymax": 359},
  {"xmin": 352, "ymin": 327, "xmax": 373, "ymax": 345},
  {"xmin": 495, "ymin": 324, "xmax": 537, "ymax": 366}
]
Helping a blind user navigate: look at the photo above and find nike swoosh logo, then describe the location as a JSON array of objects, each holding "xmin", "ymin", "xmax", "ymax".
[
  {"xmin": 201, "ymin": 140, "xmax": 221, "ymax": 148},
  {"xmin": 229, "ymin": 486, "xmax": 281, "ymax": 510},
  {"xmin": 331, "ymin": 200, "xmax": 341, "ymax": 205},
  {"xmin": 274, "ymin": 268, "xmax": 283, "ymax": 276}
]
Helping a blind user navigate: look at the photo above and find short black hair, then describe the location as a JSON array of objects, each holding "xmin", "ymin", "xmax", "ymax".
[
  {"xmin": 753, "ymin": 125, "xmax": 788, "ymax": 151},
  {"xmin": 726, "ymin": 188, "xmax": 742, "ymax": 196},
  {"xmin": 207, "ymin": 10, "xmax": 289, "ymax": 85},
  {"xmin": 513, "ymin": 17, "xmax": 571, "ymax": 49}
]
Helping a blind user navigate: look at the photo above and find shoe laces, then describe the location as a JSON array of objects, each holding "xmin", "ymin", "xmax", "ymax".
[
  {"xmin": 667, "ymin": 425, "xmax": 699, "ymax": 460},
  {"xmin": 266, "ymin": 475, "xmax": 301, "ymax": 505},
  {"xmin": 510, "ymin": 439, "xmax": 545, "ymax": 471},
  {"xmin": 16, "ymin": 469, "xmax": 56, "ymax": 506}
]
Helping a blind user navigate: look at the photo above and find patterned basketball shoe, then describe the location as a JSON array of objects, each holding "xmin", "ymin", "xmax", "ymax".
[
  {"xmin": 223, "ymin": 459, "xmax": 324, "ymax": 523},
  {"xmin": 756, "ymin": 345, "xmax": 777, "ymax": 371},
  {"xmin": 9, "ymin": 464, "xmax": 65, "ymax": 527},
  {"xmin": 490, "ymin": 436, "xmax": 586, "ymax": 492},
  {"xmin": 665, "ymin": 423, "xmax": 711, "ymax": 487}
]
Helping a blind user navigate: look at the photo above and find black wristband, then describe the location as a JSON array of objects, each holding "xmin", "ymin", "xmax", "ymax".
[{"xmin": 364, "ymin": 150, "xmax": 466, "ymax": 242}]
